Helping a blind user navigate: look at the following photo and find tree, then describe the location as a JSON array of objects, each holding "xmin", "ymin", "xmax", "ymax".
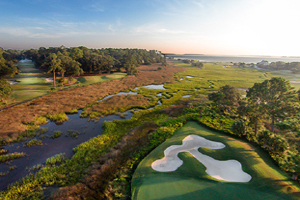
[
  {"xmin": 208, "ymin": 85, "xmax": 240, "ymax": 113},
  {"xmin": 123, "ymin": 55, "xmax": 139, "ymax": 76},
  {"xmin": 47, "ymin": 53, "xmax": 62, "ymax": 87},
  {"xmin": 192, "ymin": 61, "xmax": 203, "ymax": 68},
  {"xmin": 237, "ymin": 98, "xmax": 265, "ymax": 136},
  {"xmin": 0, "ymin": 48, "xmax": 18, "ymax": 77},
  {"xmin": 231, "ymin": 120, "xmax": 246, "ymax": 136},
  {"xmin": 247, "ymin": 77, "xmax": 299, "ymax": 132},
  {"xmin": 70, "ymin": 47, "xmax": 83, "ymax": 61},
  {"xmin": 0, "ymin": 78, "xmax": 12, "ymax": 103},
  {"xmin": 238, "ymin": 62, "xmax": 246, "ymax": 68},
  {"xmin": 66, "ymin": 60, "xmax": 83, "ymax": 83}
]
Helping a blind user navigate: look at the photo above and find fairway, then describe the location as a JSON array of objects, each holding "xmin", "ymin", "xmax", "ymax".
[{"xmin": 132, "ymin": 121, "xmax": 300, "ymax": 200}]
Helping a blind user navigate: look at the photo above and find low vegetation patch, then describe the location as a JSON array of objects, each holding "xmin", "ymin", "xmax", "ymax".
[
  {"xmin": 51, "ymin": 131, "xmax": 62, "ymax": 139},
  {"xmin": 0, "ymin": 152, "xmax": 25, "ymax": 163},
  {"xmin": 45, "ymin": 113, "xmax": 68, "ymax": 124},
  {"xmin": 24, "ymin": 139, "xmax": 43, "ymax": 147},
  {"xmin": 82, "ymin": 94, "xmax": 150, "ymax": 118}
]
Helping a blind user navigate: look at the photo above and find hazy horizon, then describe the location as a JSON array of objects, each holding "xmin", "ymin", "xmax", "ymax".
[{"xmin": 1, "ymin": 0, "xmax": 300, "ymax": 57}]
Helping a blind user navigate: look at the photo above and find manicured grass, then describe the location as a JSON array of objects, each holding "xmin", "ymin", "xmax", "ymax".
[
  {"xmin": 132, "ymin": 121, "xmax": 300, "ymax": 200},
  {"xmin": 16, "ymin": 60, "xmax": 44, "ymax": 74}
]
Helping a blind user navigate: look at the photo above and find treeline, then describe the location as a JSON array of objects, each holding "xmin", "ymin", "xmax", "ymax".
[
  {"xmin": 0, "ymin": 48, "xmax": 19, "ymax": 78},
  {"xmin": 23, "ymin": 46, "xmax": 164, "ymax": 77},
  {"xmin": 206, "ymin": 77, "xmax": 300, "ymax": 181},
  {"xmin": 257, "ymin": 61, "xmax": 300, "ymax": 73},
  {"xmin": 0, "ymin": 48, "xmax": 20, "ymax": 102}
]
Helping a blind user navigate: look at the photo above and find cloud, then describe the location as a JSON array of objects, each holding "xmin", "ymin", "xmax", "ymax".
[{"xmin": 131, "ymin": 24, "xmax": 192, "ymax": 35}]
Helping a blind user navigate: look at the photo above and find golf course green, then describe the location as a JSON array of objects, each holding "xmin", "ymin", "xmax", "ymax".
[{"xmin": 131, "ymin": 121, "xmax": 300, "ymax": 200}]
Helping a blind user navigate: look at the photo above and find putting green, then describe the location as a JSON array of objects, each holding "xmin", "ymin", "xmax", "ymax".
[{"xmin": 131, "ymin": 121, "xmax": 300, "ymax": 200}]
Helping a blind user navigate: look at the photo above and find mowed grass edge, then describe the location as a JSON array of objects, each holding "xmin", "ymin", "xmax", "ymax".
[{"xmin": 132, "ymin": 121, "xmax": 300, "ymax": 200}]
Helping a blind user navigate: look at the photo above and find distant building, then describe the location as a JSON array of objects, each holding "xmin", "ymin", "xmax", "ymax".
[{"xmin": 260, "ymin": 60, "xmax": 269, "ymax": 65}]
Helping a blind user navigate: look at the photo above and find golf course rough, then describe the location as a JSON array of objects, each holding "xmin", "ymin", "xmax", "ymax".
[
  {"xmin": 151, "ymin": 135, "xmax": 252, "ymax": 182},
  {"xmin": 132, "ymin": 121, "xmax": 299, "ymax": 200}
]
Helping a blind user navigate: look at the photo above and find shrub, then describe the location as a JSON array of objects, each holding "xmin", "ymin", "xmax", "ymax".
[
  {"xmin": 77, "ymin": 77, "xmax": 86, "ymax": 83},
  {"xmin": 51, "ymin": 131, "xmax": 62, "ymax": 139}
]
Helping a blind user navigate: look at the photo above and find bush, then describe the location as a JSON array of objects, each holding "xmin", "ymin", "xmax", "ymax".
[{"xmin": 77, "ymin": 77, "xmax": 86, "ymax": 83}]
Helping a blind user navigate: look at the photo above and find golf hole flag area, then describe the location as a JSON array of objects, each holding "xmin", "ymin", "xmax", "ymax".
[{"xmin": 131, "ymin": 122, "xmax": 300, "ymax": 200}]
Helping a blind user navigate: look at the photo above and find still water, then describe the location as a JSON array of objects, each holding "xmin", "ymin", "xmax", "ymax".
[{"xmin": 169, "ymin": 54, "xmax": 300, "ymax": 63}]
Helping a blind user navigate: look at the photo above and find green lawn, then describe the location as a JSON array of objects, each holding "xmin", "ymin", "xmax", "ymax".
[
  {"xmin": 16, "ymin": 60, "xmax": 45, "ymax": 73},
  {"xmin": 132, "ymin": 121, "xmax": 300, "ymax": 200}
]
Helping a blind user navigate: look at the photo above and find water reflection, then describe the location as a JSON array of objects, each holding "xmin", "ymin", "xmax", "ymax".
[{"xmin": 0, "ymin": 110, "xmax": 133, "ymax": 191}]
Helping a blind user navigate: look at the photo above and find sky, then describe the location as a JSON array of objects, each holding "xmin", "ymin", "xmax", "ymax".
[{"xmin": 0, "ymin": 0, "xmax": 300, "ymax": 56}]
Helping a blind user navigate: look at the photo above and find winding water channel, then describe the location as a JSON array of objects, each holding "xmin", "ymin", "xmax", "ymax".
[{"xmin": 0, "ymin": 84, "xmax": 166, "ymax": 191}]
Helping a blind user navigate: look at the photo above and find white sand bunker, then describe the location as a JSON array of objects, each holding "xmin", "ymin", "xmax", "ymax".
[
  {"xmin": 151, "ymin": 135, "xmax": 252, "ymax": 182},
  {"xmin": 40, "ymin": 77, "xmax": 54, "ymax": 82},
  {"xmin": 8, "ymin": 80, "xmax": 18, "ymax": 85}
]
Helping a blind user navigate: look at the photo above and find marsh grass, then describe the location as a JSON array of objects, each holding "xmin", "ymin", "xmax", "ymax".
[
  {"xmin": 34, "ymin": 116, "xmax": 48, "ymax": 125},
  {"xmin": 65, "ymin": 130, "xmax": 82, "ymax": 138},
  {"xmin": 81, "ymin": 94, "xmax": 150, "ymax": 118},
  {"xmin": 45, "ymin": 153, "xmax": 66, "ymax": 166},
  {"xmin": 24, "ymin": 139, "xmax": 43, "ymax": 147},
  {"xmin": 65, "ymin": 109, "xmax": 78, "ymax": 114},
  {"xmin": 45, "ymin": 113, "xmax": 68, "ymax": 124},
  {"xmin": 0, "ymin": 152, "xmax": 25, "ymax": 163},
  {"xmin": 51, "ymin": 131, "xmax": 62, "ymax": 139}
]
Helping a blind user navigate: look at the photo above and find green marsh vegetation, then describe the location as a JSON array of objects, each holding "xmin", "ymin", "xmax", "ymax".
[
  {"xmin": 51, "ymin": 131, "xmax": 62, "ymax": 139},
  {"xmin": 0, "ymin": 152, "xmax": 25, "ymax": 163},
  {"xmin": 45, "ymin": 113, "xmax": 68, "ymax": 124},
  {"xmin": 24, "ymin": 139, "xmax": 43, "ymax": 147}
]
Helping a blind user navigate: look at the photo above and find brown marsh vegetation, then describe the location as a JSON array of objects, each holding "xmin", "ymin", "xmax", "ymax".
[
  {"xmin": 0, "ymin": 64, "xmax": 184, "ymax": 143},
  {"xmin": 83, "ymin": 94, "xmax": 149, "ymax": 117}
]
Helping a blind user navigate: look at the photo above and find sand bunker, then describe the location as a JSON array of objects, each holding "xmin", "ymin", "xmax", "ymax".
[
  {"xmin": 151, "ymin": 135, "xmax": 251, "ymax": 182},
  {"xmin": 40, "ymin": 77, "xmax": 54, "ymax": 82},
  {"xmin": 8, "ymin": 80, "xmax": 18, "ymax": 85}
]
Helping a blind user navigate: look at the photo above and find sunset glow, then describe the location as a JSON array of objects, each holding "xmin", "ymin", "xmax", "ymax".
[{"xmin": 1, "ymin": 0, "xmax": 300, "ymax": 56}]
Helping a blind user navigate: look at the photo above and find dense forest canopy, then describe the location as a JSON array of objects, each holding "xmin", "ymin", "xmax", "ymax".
[{"xmin": 22, "ymin": 46, "xmax": 164, "ymax": 75}]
